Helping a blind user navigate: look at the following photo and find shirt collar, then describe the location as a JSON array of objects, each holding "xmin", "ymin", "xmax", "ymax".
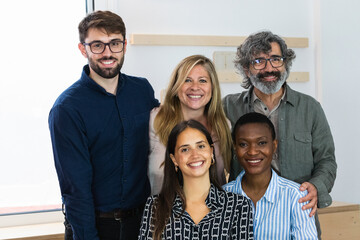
[
  {"xmin": 172, "ymin": 184, "xmax": 224, "ymax": 215},
  {"xmin": 251, "ymin": 86, "xmax": 287, "ymax": 104},
  {"xmin": 235, "ymin": 169, "xmax": 279, "ymax": 204},
  {"xmin": 81, "ymin": 64, "xmax": 123, "ymax": 96}
]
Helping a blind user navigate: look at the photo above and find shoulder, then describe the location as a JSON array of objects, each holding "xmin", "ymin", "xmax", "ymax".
[
  {"xmin": 225, "ymin": 190, "xmax": 249, "ymax": 204},
  {"xmin": 50, "ymin": 80, "xmax": 88, "ymax": 118},
  {"xmin": 277, "ymin": 175, "xmax": 307, "ymax": 198},
  {"xmin": 121, "ymin": 73, "xmax": 153, "ymax": 89},
  {"xmin": 150, "ymin": 107, "xmax": 161, "ymax": 119},
  {"xmin": 144, "ymin": 195, "xmax": 159, "ymax": 209},
  {"xmin": 223, "ymin": 171, "xmax": 244, "ymax": 193},
  {"xmin": 223, "ymin": 180, "xmax": 238, "ymax": 192},
  {"xmin": 52, "ymin": 80, "xmax": 84, "ymax": 106},
  {"xmin": 149, "ymin": 107, "xmax": 161, "ymax": 130},
  {"xmin": 286, "ymin": 85, "xmax": 321, "ymax": 108},
  {"xmin": 223, "ymin": 91, "xmax": 248, "ymax": 104}
]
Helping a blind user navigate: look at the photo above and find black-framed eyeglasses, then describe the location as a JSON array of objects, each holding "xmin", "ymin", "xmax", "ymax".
[
  {"xmin": 250, "ymin": 56, "xmax": 286, "ymax": 70},
  {"xmin": 83, "ymin": 39, "xmax": 125, "ymax": 54}
]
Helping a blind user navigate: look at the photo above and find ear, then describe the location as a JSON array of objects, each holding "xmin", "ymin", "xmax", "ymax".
[
  {"xmin": 123, "ymin": 39, "xmax": 127, "ymax": 54},
  {"xmin": 170, "ymin": 153, "xmax": 177, "ymax": 167},
  {"xmin": 78, "ymin": 43, "xmax": 88, "ymax": 58},
  {"xmin": 273, "ymin": 139, "xmax": 278, "ymax": 152},
  {"xmin": 244, "ymin": 68, "xmax": 250, "ymax": 78}
]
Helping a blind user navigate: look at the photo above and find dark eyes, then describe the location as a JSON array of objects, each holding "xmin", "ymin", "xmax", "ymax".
[
  {"xmin": 238, "ymin": 141, "xmax": 267, "ymax": 147},
  {"xmin": 180, "ymin": 148, "xmax": 189, "ymax": 153},
  {"xmin": 198, "ymin": 144, "xmax": 206, "ymax": 149},
  {"xmin": 179, "ymin": 144, "xmax": 207, "ymax": 153},
  {"xmin": 258, "ymin": 141, "xmax": 267, "ymax": 146},
  {"xmin": 239, "ymin": 142, "xmax": 247, "ymax": 148}
]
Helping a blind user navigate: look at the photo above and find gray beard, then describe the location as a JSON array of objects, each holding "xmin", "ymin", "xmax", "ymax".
[{"xmin": 249, "ymin": 71, "xmax": 288, "ymax": 95}]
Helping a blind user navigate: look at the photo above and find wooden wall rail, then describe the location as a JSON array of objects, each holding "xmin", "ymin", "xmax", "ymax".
[{"xmin": 130, "ymin": 34, "xmax": 309, "ymax": 48}]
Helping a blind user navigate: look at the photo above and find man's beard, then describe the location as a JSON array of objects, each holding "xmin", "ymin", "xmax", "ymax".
[
  {"xmin": 249, "ymin": 70, "xmax": 288, "ymax": 95},
  {"xmin": 88, "ymin": 56, "xmax": 124, "ymax": 79}
]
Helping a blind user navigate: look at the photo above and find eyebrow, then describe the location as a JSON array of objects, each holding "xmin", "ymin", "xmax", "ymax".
[
  {"xmin": 178, "ymin": 140, "xmax": 206, "ymax": 148},
  {"xmin": 255, "ymin": 54, "xmax": 282, "ymax": 59},
  {"xmin": 237, "ymin": 136, "xmax": 269, "ymax": 141}
]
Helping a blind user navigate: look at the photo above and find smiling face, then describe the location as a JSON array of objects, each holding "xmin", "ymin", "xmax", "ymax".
[
  {"xmin": 247, "ymin": 42, "xmax": 288, "ymax": 95},
  {"xmin": 170, "ymin": 127, "xmax": 213, "ymax": 180},
  {"xmin": 78, "ymin": 28, "xmax": 127, "ymax": 80},
  {"xmin": 177, "ymin": 64, "xmax": 212, "ymax": 114},
  {"xmin": 234, "ymin": 122, "xmax": 277, "ymax": 176}
]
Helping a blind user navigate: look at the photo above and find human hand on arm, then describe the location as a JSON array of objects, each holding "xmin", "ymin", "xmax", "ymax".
[{"xmin": 299, "ymin": 182, "xmax": 318, "ymax": 217}]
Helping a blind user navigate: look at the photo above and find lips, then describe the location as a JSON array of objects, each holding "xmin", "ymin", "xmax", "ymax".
[
  {"xmin": 246, "ymin": 158, "xmax": 262, "ymax": 166},
  {"xmin": 99, "ymin": 57, "xmax": 117, "ymax": 67},
  {"xmin": 187, "ymin": 160, "xmax": 205, "ymax": 168},
  {"xmin": 102, "ymin": 60, "xmax": 115, "ymax": 65},
  {"xmin": 257, "ymin": 71, "xmax": 281, "ymax": 82},
  {"xmin": 187, "ymin": 94, "xmax": 202, "ymax": 99}
]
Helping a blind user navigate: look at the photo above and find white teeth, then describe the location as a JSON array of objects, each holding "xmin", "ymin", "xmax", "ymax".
[
  {"xmin": 189, "ymin": 95, "xmax": 201, "ymax": 99},
  {"xmin": 248, "ymin": 160, "xmax": 261, "ymax": 163},
  {"xmin": 189, "ymin": 161, "xmax": 203, "ymax": 167},
  {"xmin": 102, "ymin": 61, "xmax": 113, "ymax": 65}
]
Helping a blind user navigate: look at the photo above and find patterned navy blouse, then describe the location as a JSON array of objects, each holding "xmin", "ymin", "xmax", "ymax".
[{"xmin": 138, "ymin": 184, "xmax": 254, "ymax": 239}]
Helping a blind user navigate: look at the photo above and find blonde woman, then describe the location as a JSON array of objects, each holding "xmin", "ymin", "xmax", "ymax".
[{"xmin": 148, "ymin": 55, "xmax": 232, "ymax": 194}]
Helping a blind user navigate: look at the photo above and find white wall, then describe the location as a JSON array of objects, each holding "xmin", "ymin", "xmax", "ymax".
[
  {"xmin": 320, "ymin": 0, "xmax": 360, "ymax": 204},
  {"xmin": 94, "ymin": 0, "xmax": 359, "ymax": 204}
]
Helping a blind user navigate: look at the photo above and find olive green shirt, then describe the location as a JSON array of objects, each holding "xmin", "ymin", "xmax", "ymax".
[{"xmin": 223, "ymin": 84, "xmax": 337, "ymax": 209}]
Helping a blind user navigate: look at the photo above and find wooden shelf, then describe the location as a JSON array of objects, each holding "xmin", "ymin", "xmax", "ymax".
[{"xmin": 130, "ymin": 34, "xmax": 309, "ymax": 48}]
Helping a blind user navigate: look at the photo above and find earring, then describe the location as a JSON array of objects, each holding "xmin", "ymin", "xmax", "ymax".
[
  {"xmin": 211, "ymin": 155, "xmax": 215, "ymax": 165},
  {"xmin": 175, "ymin": 165, "xmax": 178, "ymax": 172}
]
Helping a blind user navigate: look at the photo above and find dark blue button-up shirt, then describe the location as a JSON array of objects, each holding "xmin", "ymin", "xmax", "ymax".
[{"xmin": 49, "ymin": 65, "xmax": 159, "ymax": 239}]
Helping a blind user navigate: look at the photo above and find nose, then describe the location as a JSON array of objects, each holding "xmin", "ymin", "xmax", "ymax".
[
  {"xmin": 102, "ymin": 45, "xmax": 112, "ymax": 56},
  {"xmin": 190, "ymin": 81, "xmax": 200, "ymax": 90},
  {"xmin": 247, "ymin": 144, "xmax": 259, "ymax": 156},
  {"xmin": 190, "ymin": 148, "xmax": 200, "ymax": 158},
  {"xmin": 263, "ymin": 59, "xmax": 276, "ymax": 72}
]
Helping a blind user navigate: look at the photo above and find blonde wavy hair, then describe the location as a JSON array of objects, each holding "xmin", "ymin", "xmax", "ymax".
[{"xmin": 154, "ymin": 55, "xmax": 232, "ymax": 171}]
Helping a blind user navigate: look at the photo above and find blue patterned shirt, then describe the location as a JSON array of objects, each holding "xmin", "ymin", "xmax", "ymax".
[
  {"xmin": 138, "ymin": 184, "xmax": 254, "ymax": 239},
  {"xmin": 223, "ymin": 170, "xmax": 318, "ymax": 240}
]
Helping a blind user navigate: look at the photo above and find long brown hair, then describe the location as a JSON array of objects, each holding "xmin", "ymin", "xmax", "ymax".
[
  {"xmin": 154, "ymin": 55, "xmax": 232, "ymax": 171},
  {"xmin": 152, "ymin": 120, "xmax": 221, "ymax": 240}
]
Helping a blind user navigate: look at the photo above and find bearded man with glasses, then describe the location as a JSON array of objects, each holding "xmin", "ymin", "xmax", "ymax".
[
  {"xmin": 48, "ymin": 10, "xmax": 159, "ymax": 240},
  {"xmin": 222, "ymin": 31, "xmax": 336, "ymax": 239}
]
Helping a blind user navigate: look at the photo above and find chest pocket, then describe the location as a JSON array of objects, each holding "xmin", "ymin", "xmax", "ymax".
[
  {"xmin": 294, "ymin": 132, "xmax": 312, "ymax": 143},
  {"xmin": 292, "ymin": 132, "xmax": 313, "ymax": 178}
]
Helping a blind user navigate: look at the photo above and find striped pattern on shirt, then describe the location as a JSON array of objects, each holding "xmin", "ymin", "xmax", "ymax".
[{"xmin": 223, "ymin": 169, "xmax": 318, "ymax": 240}]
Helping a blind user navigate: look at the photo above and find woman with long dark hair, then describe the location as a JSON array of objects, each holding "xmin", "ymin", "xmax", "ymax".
[{"xmin": 139, "ymin": 120, "xmax": 253, "ymax": 240}]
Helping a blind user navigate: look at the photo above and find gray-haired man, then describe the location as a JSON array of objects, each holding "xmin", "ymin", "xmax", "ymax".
[{"xmin": 223, "ymin": 31, "xmax": 336, "ymax": 239}]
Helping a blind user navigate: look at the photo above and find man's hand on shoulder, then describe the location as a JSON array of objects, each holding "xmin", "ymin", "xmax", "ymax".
[{"xmin": 299, "ymin": 182, "xmax": 318, "ymax": 217}]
